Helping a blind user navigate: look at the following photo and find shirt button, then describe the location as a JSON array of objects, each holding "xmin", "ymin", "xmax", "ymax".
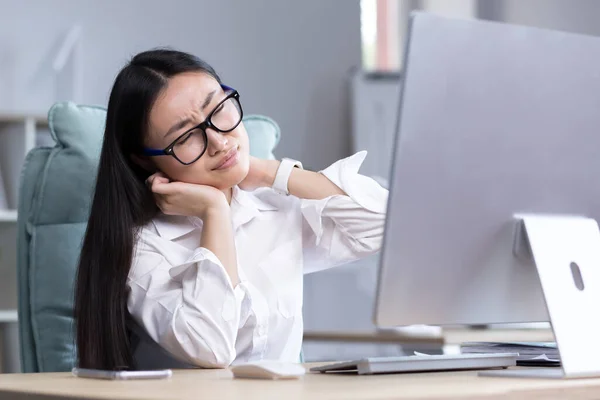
[{"xmin": 258, "ymin": 325, "xmax": 267, "ymax": 336}]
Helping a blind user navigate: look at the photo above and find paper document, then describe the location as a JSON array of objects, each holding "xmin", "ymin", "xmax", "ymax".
[
  {"xmin": 515, "ymin": 354, "xmax": 561, "ymax": 367},
  {"xmin": 460, "ymin": 342, "xmax": 560, "ymax": 367}
]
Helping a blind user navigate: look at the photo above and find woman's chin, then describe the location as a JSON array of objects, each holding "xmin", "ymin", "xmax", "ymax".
[{"xmin": 212, "ymin": 162, "xmax": 249, "ymax": 189}]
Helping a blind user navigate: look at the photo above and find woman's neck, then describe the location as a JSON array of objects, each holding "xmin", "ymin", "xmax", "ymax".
[{"xmin": 223, "ymin": 186, "xmax": 233, "ymax": 204}]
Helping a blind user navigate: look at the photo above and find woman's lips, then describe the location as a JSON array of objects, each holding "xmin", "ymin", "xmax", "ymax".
[{"xmin": 213, "ymin": 147, "xmax": 239, "ymax": 170}]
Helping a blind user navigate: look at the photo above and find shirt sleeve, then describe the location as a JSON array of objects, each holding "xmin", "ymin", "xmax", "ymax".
[
  {"xmin": 127, "ymin": 233, "xmax": 257, "ymax": 368},
  {"xmin": 301, "ymin": 151, "xmax": 389, "ymax": 274}
]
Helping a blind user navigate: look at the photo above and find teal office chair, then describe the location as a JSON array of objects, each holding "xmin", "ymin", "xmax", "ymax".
[{"xmin": 17, "ymin": 102, "xmax": 282, "ymax": 372}]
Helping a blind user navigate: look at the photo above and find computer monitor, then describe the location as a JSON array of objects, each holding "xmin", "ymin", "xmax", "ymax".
[{"xmin": 374, "ymin": 12, "xmax": 600, "ymax": 328}]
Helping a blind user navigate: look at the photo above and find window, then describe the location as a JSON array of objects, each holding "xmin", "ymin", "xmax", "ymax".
[{"xmin": 361, "ymin": 0, "xmax": 477, "ymax": 71}]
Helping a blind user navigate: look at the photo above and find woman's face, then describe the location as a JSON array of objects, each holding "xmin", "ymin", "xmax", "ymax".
[{"xmin": 145, "ymin": 72, "xmax": 250, "ymax": 190}]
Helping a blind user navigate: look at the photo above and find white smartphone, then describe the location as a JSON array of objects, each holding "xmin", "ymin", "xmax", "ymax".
[{"xmin": 72, "ymin": 367, "xmax": 172, "ymax": 380}]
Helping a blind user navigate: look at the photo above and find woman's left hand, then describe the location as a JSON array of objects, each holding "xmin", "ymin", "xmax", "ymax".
[
  {"xmin": 240, "ymin": 155, "xmax": 345, "ymax": 199},
  {"xmin": 239, "ymin": 156, "xmax": 278, "ymax": 191}
]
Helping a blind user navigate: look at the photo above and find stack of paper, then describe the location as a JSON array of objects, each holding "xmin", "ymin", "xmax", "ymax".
[{"xmin": 460, "ymin": 342, "xmax": 560, "ymax": 367}]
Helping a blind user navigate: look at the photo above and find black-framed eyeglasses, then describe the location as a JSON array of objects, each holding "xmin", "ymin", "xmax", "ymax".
[{"xmin": 142, "ymin": 84, "xmax": 243, "ymax": 165}]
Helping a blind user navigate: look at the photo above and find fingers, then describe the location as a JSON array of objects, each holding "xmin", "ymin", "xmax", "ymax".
[
  {"xmin": 144, "ymin": 173, "xmax": 176, "ymax": 214},
  {"xmin": 147, "ymin": 172, "xmax": 169, "ymax": 185},
  {"xmin": 146, "ymin": 172, "xmax": 170, "ymax": 192},
  {"xmin": 151, "ymin": 181, "xmax": 177, "ymax": 196}
]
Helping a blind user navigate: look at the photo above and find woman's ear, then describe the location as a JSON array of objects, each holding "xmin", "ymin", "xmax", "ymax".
[{"xmin": 130, "ymin": 154, "xmax": 156, "ymax": 172}]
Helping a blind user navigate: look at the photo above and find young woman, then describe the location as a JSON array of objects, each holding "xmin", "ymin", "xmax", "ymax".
[{"xmin": 74, "ymin": 49, "xmax": 388, "ymax": 370}]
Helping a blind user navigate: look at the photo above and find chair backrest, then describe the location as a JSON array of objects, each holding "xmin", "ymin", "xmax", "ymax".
[{"xmin": 17, "ymin": 102, "xmax": 281, "ymax": 372}]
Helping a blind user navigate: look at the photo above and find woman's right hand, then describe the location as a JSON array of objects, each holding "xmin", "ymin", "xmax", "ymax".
[
  {"xmin": 147, "ymin": 172, "xmax": 229, "ymax": 219},
  {"xmin": 148, "ymin": 172, "xmax": 239, "ymax": 285}
]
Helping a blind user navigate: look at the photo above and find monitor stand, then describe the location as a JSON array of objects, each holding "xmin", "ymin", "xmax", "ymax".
[{"xmin": 480, "ymin": 214, "xmax": 600, "ymax": 379}]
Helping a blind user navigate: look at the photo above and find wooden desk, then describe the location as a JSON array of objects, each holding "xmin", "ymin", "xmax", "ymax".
[{"xmin": 1, "ymin": 366, "xmax": 600, "ymax": 400}]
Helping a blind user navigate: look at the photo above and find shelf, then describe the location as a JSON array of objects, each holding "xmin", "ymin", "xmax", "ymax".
[
  {"xmin": 304, "ymin": 329, "xmax": 443, "ymax": 344},
  {"xmin": 0, "ymin": 210, "xmax": 17, "ymax": 223},
  {"xmin": 304, "ymin": 327, "xmax": 555, "ymax": 346},
  {"xmin": 0, "ymin": 310, "xmax": 17, "ymax": 323},
  {"xmin": 0, "ymin": 113, "xmax": 48, "ymax": 126}
]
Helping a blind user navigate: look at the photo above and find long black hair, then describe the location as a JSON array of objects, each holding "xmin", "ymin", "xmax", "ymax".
[{"xmin": 74, "ymin": 49, "xmax": 221, "ymax": 370}]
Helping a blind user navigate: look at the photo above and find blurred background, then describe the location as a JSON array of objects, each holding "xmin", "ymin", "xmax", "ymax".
[
  {"xmin": 0, "ymin": 0, "xmax": 598, "ymax": 369},
  {"xmin": 2, "ymin": 0, "xmax": 600, "ymax": 167}
]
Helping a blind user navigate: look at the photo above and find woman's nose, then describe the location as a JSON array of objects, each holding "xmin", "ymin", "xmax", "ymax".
[{"xmin": 207, "ymin": 129, "xmax": 228, "ymax": 156}]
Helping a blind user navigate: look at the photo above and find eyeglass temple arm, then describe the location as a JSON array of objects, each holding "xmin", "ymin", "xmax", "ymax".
[
  {"xmin": 142, "ymin": 148, "xmax": 167, "ymax": 156},
  {"xmin": 221, "ymin": 84, "xmax": 235, "ymax": 92}
]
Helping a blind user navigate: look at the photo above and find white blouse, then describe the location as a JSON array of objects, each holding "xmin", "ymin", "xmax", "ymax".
[{"xmin": 127, "ymin": 151, "xmax": 388, "ymax": 368}]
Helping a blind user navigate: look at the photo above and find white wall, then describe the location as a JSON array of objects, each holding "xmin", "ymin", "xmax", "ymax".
[
  {"xmin": 0, "ymin": 0, "xmax": 361, "ymax": 169},
  {"xmin": 480, "ymin": 0, "xmax": 600, "ymax": 37}
]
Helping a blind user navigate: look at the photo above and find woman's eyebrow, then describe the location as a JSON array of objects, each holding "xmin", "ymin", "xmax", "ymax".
[
  {"xmin": 164, "ymin": 118, "xmax": 192, "ymax": 138},
  {"xmin": 164, "ymin": 89, "xmax": 218, "ymax": 138},
  {"xmin": 201, "ymin": 90, "xmax": 217, "ymax": 110}
]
